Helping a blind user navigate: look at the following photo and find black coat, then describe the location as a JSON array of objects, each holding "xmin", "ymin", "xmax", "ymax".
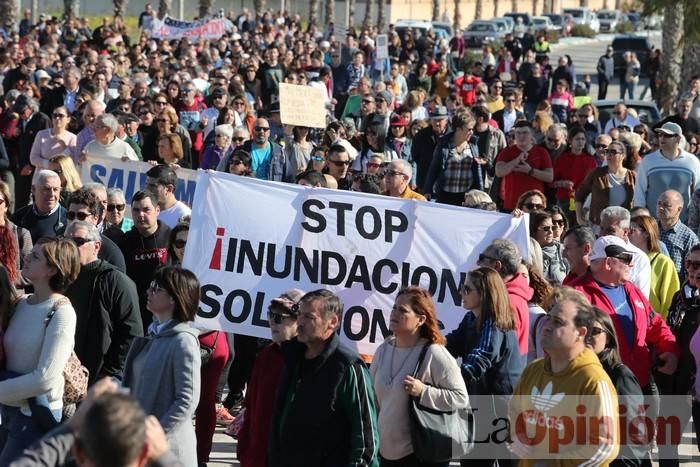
[
  {"xmin": 18, "ymin": 112, "xmax": 51, "ymax": 167},
  {"xmin": 492, "ymin": 108, "xmax": 526, "ymax": 132},
  {"xmin": 40, "ymin": 85, "xmax": 80, "ymax": 116},
  {"xmin": 65, "ymin": 259, "xmax": 143, "ymax": 384},
  {"xmin": 411, "ymin": 125, "xmax": 448, "ymax": 190}
]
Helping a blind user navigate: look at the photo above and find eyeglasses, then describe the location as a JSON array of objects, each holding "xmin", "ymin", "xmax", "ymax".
[
  {"xmin": 382, "ymin": 170, "xmax": 407, "ymax": 178},
  {"xmin": 589, "ymin": 327, "xmax": 607, "ymax": 337},
  {"xmin": 524, "ymin": 202, "xmax": 543, "ymax": 210},
  {"xmin": 311, "ymin": 155, "xmax": 325, "ymax": 162},
  {"xmin": 605, "ymin": 149, "xmax": 624, "ymax": 156},
  {"xmin": 268, "ymin": 311, "xmax": 294, "ymax": 324},
  {"xmin": 107, "ymin": 203, "xmax": 125, "ymax": 212},
  {"xmin": 52, "ymin": 113, "xmax": 67, "ymax": 119},
  {"xmin": 233, "ymin": 137, "xmax": 245, "ymax": 142},
  {"xmin": 148, "ymin": 280, "xmax": 163, "ymax": 293},
  {"xmin": 233, "ymin": 101, "xmax": 245, "ymax": 106},
  {"xmin": 255, "ymin": 126, "xmax": 270, "ymax": 132},
  {"xmin": 173, "ymin": 239, "xmax": 187, "ymax": 249},
  {"xmin": 505, "ymin": 99, "xmax": 515, "ymax": 103},
  {"xmin": 685, "ymin": 260, "xmax": 700, "ymax": 270},
  {"xmin": 367, "ymin": 162, "xmax": 381, "ymax": 169},
  {"xmin": 182, "ymin": 88, "xmax": 195, "ymax": 93},
  {"xmin": 68, "ymin": 236, "xmax": 92, "ymax": 247},
  {"xmin": 329, "ymin": 159, "xmax": 350, "ymax": 167},
  {"xmin": 156, "ymin": 118, "xmax": 169, "ymax": 123},
  {"xmin": 154, "ymin": 101, "xmax": 167, "ymax": 105},
  {"xmin": 553, "ymin": 219, "xmax": 565, "ymax": 227},
  {"xmin": 230, "ymin": 159, "xmax": 244, "ymax": 166},
  {"xmin": 539, "ymin": 225, "xmax": 554, "ymax": 232},
  {"xmin": 67, "ymin": 211, "xmax": 91, "ymax": 221}
]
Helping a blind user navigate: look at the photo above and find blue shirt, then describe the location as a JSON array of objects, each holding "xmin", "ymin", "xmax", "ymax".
[
  {"xmin": 598, "ymin": 281, "xmax": 635, "ymax": 346},
  {"xmin": 251, "ymin": 143, "xmax": 272, "ymax": 180}
]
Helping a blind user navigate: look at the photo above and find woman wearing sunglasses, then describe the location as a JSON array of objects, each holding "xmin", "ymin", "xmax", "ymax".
[
  {"xmin": 575, "ymin": 141, "xmax": 635, "ymax": 229},
  {"xmin": 122, "ymin": 266, "xmax": 204, "ymax": 467},
  {"xmin": 105, "ymin": 187, "xmax": 133, "ymax": 234},
  {"xmin": 530, "ymin": 209, "xmax": 568, "ymax": 286},
  {"xmin": 585, "ymin": 307, "xmax": 647, "ymax": 467},
  {"xmin": 28, "ymin": 105, "xmax": 76, "ymax": 180},
  {"xmin": 446, "ymin": 267, "xmax": 524, "ymax": 467},
  {"xmin": 514, "ymin": 189, "xmax": 547, "ymax": 214},
  {"xmin": 628, "ymin": 215, "xmax": 679, "ymax": 319}
]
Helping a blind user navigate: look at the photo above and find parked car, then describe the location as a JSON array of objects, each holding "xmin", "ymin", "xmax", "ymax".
[
  {"xmin": 531, "ymin": 16, "xmax": 557, "ymax": 33},
  {"xmin": 432, "ymin": 21, "xmax": 454, "ymax": 40},
  {"xmin": 504, "ymin": 12, "xmax": 531, "ymax": 36},
  {"xmin": 463, "ymin": 20, "xmax": 506, "ymax": 48},
  {"xmin": 495, "ymin": 16, "xmax": 515, "ymax": 34},
  {"xmin": 624, "ymin": 12, "xmax": 643, "ymax": 31},
  {"xmin": 594, "ymin": 99, "xmax": 661, "ymax": 128},
  {"xmin": 491, "ymin": 18, "xmax": 510, "ymax": 35},
  {"xmin": 544, "ymin": 13, "xmax": 574, "ymax": 36},
  {"xmin": 597, "ymin": 10, "xmax": 622, "ymax": 33},
  {"xmin": 563, "ymin": 7, "xmax": 600, "ymax": 32},
  {"xmin": 610, "ymin": 34, "xmax": 654, "ymax": 76},
  {"xmin": 395, "ymin": 20, "xmax": 433, "ymax": 41}
]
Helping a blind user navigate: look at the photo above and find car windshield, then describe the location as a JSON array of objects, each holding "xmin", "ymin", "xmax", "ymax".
[
  {"xmin": 547, "ymin": 15, "xmax": 563, "ymax": 25},
  {"xmin": 613, "ymin": 38, "xmax": 648, "ymax": 50},
  {"xmin": 598, "ymin": 12, "xmax": 617, "ymax": 19},
  {"xmin": 533, "ymin": 19, "xmax": 546, "ymax": 26},
  {"xmin": 469, "ymin": 23, "xmax": 494, "ymax": 32},
  {"xmin": 564, "ymin": 9, "xmax": 583, "ymax": 18}
]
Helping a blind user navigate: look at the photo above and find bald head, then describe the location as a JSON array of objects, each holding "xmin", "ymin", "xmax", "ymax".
[{"xmin": 657, "ymin": 190, "xmax": 684, "ymax": 229}]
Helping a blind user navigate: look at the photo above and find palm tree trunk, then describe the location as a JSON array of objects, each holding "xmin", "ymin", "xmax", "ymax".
[
  {"xmin": 474, "ymin": 0, "xmax": 482, "ymax": 19},
  {"xmin": 579, "ymin": 0, "xmax": 588, "ymax": 7},
  {"xmin": 377, "ymin": 0, "xmax": 385, "ymax": 32},
  {"xmin": 532, "ymin": 0, "xmax": 537, "ymax": 16},
  {"xmin": 64, "ymin": 0, "xmax": 77, "ymax": 18},
  {"xmin": 348, "ymin": 0, "xmax": 355, "ymax": 26},
  {"xmin": 682, "ymin": 43, "xmax": 700, "ymax": 90},
  {"xmin": 325, "ymin": 0, "xmax": 334, "ymax": 26},
  {"xmin": 198, "ymin": 0, "xmax": 214, "ymax": 18},
  {"xmin": 431, "ymin": 0, "xmax": 439, "ymax": 21},
  {"xmin": 253, "ymin": 0, "xmax": 265, "ymax": 20},
  {"xmin": 0, "ymin": 0, "xmax": 19, "ymax": 29},
  {"xmin": 113, "ymin": 0, "xmax": 127, "ymax": 17},
  {"xmin": 309, "ymin": 0, "xmax": 319, "ymax": 26},
  {"xmin": 511, "ymin": 0, "xmax": 517, "ymax": 13},
  {"xmin": 363, "ymin": 0, "xmax": 372, "ymax": 28},
  {"xmin": 493, "ymin": 0, "xmax": 498, "ymax": 18},
  {"xmin": 453, "ymin": 0, "xmax": 461, "ymax": 31},
  {"xmin": 657, "ymin": 3, "xmax": 684, "ymax": 114},
  {"xmin": 158, "ymin": 0, "xmax": 170, "ymax": 18}
]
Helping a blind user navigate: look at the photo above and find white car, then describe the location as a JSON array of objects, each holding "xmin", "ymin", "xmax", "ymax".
[
  {"xmin": 531, "ymin": 16, "xmax": 557, "ymax": 32},
  {"xmin": 597, "ymin": 10, "xmax": 622, "ymax": 33},
  {"xmin": 563, "ymin": 7, "xmax": 600, "ymax": 33}
]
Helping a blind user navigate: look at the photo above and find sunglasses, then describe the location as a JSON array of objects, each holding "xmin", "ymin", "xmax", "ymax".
[
  {"xmin": 107, "ymin": 203, "xmax": 125, "ymax": 212},
  {"xmin": 524, "ymin": 202, "xmax": 543, "ymax": 210},
  {"xmin": 367, "ymin": 162, "xmax": 381, "ymax": 169},
  {"xmin": 233, "ymin": 101, "xmax": 245, "ymax": 106},
  {"xmin": 173, "ymin": 239, "xmax": 187, "ymax": 249},
  {"xmin": 311, "ymin": 155, "xmax": 325, "ymax": 162},
  {"xmin": 156, "ymin": 118, "xmax": 169, "ymax": 123},
  {"xmin": 233, "ymin": 137, "xmax": 245, "ymax": 142},
  {"xmin": 610, "ymin": 253, "xmax": 633, "ymax": 265},
  {"xmin": 539, "ymin": 225, "xmax": 554, "ymax": 232},
  {"xmin": 686, "ymin": 260, "xmax": 700, "ymax": 269},
  {"xmin": 589, "ymin": 327, "xmax": 607, "ymax": 337},
  {"xmin": 255, "ymin": 126, "xmax": 270, "ymax": 132},
  {"xmin": 382, "ymin": 170, "xmax": 406, "ymax": 178},
  {"xmin": 329, "ymin": 159, "xmax": 350, "ymax": 166},
  {"xmin": 67, "ymin": 211, "xmax": 91, "ymax": 221},
  {"xmin": 68, "ymin": 236, "xmax": 92, "ymax": 247},
  {"xmin": 553, "ymin": 219, "xmax": 565, "ymax": 227},
  {"xmin": 268, "ymin": 311, "xmax": 295, "ymax": 324},
  {"xmin": 52, "ymin": 113, "xmax": 67, "ymax": 119},
  {"xmin": 595, "ymin": 144, "xmax": 609, "ymax": 149}
]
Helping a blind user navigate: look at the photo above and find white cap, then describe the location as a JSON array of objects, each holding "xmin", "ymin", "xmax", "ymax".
[
  {"xmin": 589, "ymin": 235, "xmax": 634, "ymax": 262},
  {"xmin": 654, "ymin": 122, "xmax": 683, "ymax": 137}
]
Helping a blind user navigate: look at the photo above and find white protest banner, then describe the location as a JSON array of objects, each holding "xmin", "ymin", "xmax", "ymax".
[
  {"xmin": 80, "ymin": 155, "xmax": 197, "ymax": 206},
  {"xmin": 151, "ymin": 15, "xmax": 226, "ymax": 40},
  {"xmin": 376, "ymin": 34, "xmax": 389, "ymax": 60},
  {"xmin": 279, "ymin": 83, "xmax": 327, "ymax": 129},
  {"xmin": 185, "ymin": 171, "xmax": 529, "ymax": 355}
]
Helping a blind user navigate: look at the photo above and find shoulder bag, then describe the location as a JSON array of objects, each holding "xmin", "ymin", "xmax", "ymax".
[
  {"xmin": 408, "ymin": 343, "xmax": 475, "ymax": 463},
  {"xmin": 200, "ymin": 331, "xmax": 220, "ymax": 366}
]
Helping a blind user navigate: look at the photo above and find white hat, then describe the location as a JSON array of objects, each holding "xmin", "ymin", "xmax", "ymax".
[
  {"xmin": 654, "ymin": 122, "xmax": 683, "ymax": 137},
  {"xmin": 35, "ymin": 69, "xmax": 51, "ymax": 80},
  {"xmin": 589, "ymin": 235, "xmax": 634, "ymax": 263}
]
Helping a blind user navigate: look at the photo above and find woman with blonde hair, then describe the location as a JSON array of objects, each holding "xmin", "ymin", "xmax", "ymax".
[
  {"xmin": 532, "ymin": 111, "xmax": 554, "ymax": 144},
  {"xmin": 447, "ymin": 267, "xmax": 524, "ymax": 466},
  {"xmin": 48, "ymin": 155, "xmax": 82, "ymax": 206},
  {"xmin": 629, "ymin": 214, "xmax": 679, "ymax": 319},
  {"xmin": 405, "ymin": 90, "xmax": 428, "ymax": 121},
  {"xmin": 370, "ymin": 286, "xmax": 468, "ymax": 466}
]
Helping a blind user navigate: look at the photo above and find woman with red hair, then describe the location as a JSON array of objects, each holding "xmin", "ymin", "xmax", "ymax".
[
  {"xmin": 0, "ymin": 181, "xmax": 31, "ymax": 288},
  {"xmin": 370, "ymin": 286, "xmax": 468, "ymax": 466}
]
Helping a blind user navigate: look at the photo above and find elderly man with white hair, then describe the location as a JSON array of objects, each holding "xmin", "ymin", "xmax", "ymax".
[
  {"xmin": 75, "ymin": 99, "xmax": 106, "ymax": 158},
  {"xmin": 11, "ymin": 169, "xmax": 67, "ymax": 242},
  {"xmin": 82, "ymin": 114, "xmax": 139, "ymax": 161},
  {"xmin": 384, "ymin": 159, "xmax": 426, "ymax": 200}
]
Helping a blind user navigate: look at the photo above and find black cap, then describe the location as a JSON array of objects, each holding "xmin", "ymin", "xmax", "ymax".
[{"xmin": 211, "ymin": 87, "xmax": 228, "ymax": 98}]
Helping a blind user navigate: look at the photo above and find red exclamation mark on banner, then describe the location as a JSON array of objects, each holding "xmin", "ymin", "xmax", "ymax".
[{"xmin": 209, "ymin": 227, "xmax": 225, "ymax": 270}]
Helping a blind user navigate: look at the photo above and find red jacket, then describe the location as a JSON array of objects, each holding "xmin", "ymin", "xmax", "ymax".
[
  {"xmin": 506, "ymin": 273, "xmax": 534, "ymax": 355},
  {"xmin": 570, "ymin": 271, "xmax": 679, "ymax": 387},
  {"xmin": 237, "ymin": 343, "xmax": 285, "ymax": 467}
]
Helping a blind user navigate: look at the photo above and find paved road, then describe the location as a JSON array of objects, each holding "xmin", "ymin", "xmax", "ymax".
[{"xmin": 551, "ymin": 31, "xmax": 662, "ymax": 103}]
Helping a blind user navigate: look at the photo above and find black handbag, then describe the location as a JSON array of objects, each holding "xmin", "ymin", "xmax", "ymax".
[
  {"xmin": 200, "ymin": 331, "xmax": 220, "ymax": 366},
  {"xmin": 408, "ymin": 343, "xmax": 475, "ymax": 463}
]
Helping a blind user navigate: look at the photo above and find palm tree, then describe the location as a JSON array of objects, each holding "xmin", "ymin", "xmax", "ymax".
[
  {"xmin": 377, "ymin": 0, "xmax": 386, "ymax": 32},
  {"xmin": 493, "ymin": 0, "xmax": 498, "ymax": 18},
  {"xmin": 532, "ymin": 0, "xmax": 537, "ymax": 15},
  {"xmin": 363, "ymin": 0, "xmax": 372, "ymax": 28},
  {"xmin": 198, "ymin": 0, "xmax": 214, "ymax": 17},
  {"xmin": 0, "ymin": 0, "xmax": 18, "ymax": 28},
  {"xmin": 657, "ymin": 4, "xmax": 684, "ymax": 114},
  {"xmin": 453, "ymin": 0, "xmax": 461, "ymax": 31},
  {"xmin": 432, "ymin": 0, "xmax": 439, "ymax": 21},
  {"xmin": 158, "ymin": 0, "xmax": 170, "ymax": 18},
  {"xmin": 113, "ymin": 0, "xmax": 127, "ymax": 17},
  {"xmin": 682, "ymin": 44, "xmax": 700, "ymax": 88},
  {"xmin": 254, "ymin": 0, "xmax": 265, "ymax": 20},
  {"xmin": 474, "ymin": 0, "xmax": 482, "ymax": 19},
  {"xmin": 64, "ymin": 0, "xmax": 78, "ymax": 18},
  {"xmin": 309, "ymin": 0, "xmax": 319, "ymax": 26},
  {"xmin": 349, "ymin": 0, "xmax": 355, "ymax": 26},
  {"xmin": 325, "ymin": 0, "xmax": 334, "ymax": 27},
  {"xmin": 511, "ymin": 0, "xmax": 517, "ymax": 13}
]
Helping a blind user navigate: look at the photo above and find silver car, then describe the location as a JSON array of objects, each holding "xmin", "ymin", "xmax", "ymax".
[
  {"xmin": 463, "ymin": 20, "xmax": 506, "ymax": 48},
  {"xmin": 597, "ymin": 10, "xmax": 622, "ymax": 33}
]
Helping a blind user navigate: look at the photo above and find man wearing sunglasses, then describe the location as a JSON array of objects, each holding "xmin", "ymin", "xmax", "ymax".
[
  {"xmin": 235, "ymin": 117, "xmax": 291, "ymax": 182},
  {"xmin": 63, "ymin": 188, "xmax": 126, "ymax": 273},
  {"xmin": 64, "ymin": 220, "xmax": 142, "ymax": 385},
  {"xmin": 570, "ymin": 235, "xmax": 679, "ymax": 395}
]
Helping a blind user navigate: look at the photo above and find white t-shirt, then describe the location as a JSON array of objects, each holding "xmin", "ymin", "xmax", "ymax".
[
  {"xmin": 158, "ymin": 200, "xmax": 191, "ymax": 228},
  {"xmin": 84, "ymin": 137, "xmax": 139, "ymax": 161}
]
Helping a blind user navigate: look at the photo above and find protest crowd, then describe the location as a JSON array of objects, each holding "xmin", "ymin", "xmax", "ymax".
[{"xmin": 2, "ymin": 4, "xmax": 700, "ymax": 467}]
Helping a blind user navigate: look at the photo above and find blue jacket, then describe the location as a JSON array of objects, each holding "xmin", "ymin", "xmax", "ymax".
[{"xmin": 446, "ymin": 312, "xmax": 525, "ymax": 396}]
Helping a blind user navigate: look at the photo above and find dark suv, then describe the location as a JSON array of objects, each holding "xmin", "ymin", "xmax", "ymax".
[{"xmin": 611, "ymin": 35, "xmax": 654, "ymax": 76}]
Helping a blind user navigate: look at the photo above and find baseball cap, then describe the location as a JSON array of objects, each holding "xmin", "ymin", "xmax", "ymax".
[
  {"xmin": 589, "ymin": 236, "xmax": 634, "ymax": 264},
  {"xmin": 270, "ymin": 289, "xmax": 306, "ymax": 313},
  {"xmin": 211, "ymin": 87, "xmax": 228, "ymax": 98},
  {"xmin": 376, "ymin": 90, "xmax": 393, "ymax": 105},
  {"xmin": 390, "ymin": 114, "xmax": 408, "ymax": 127},
  {"xmin": 654, "ymin": 122, "xmax": 683, "ymax": 137}
]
